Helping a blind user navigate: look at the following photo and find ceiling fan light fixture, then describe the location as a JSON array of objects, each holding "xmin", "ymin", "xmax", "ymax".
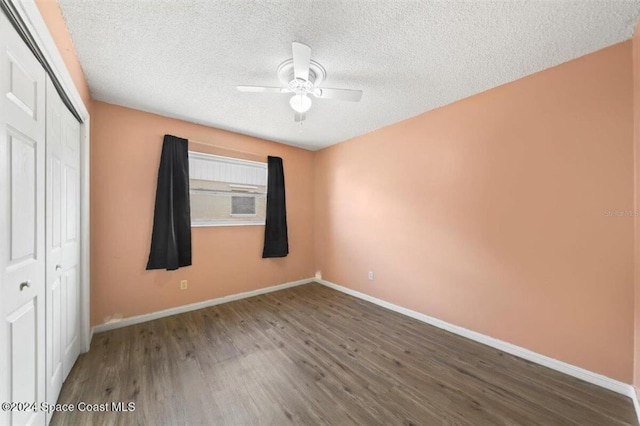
[
  {"xmin": 289, "ymin": 94, "xmax": 312, "ymax": 113},
  {"xmin": 237, "ymin": 42, "xmax": 362, "ymax": 122}
]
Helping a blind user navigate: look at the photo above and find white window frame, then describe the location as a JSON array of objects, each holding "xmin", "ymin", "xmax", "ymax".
[{"xmin": 188, "ymin": 151, "xmax": 268, "ymax": 227}]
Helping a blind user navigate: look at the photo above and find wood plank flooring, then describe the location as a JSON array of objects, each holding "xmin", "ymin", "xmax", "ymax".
[{"xmin": 52, "ymin": 283, "xmax": 637, "ymax": 425}]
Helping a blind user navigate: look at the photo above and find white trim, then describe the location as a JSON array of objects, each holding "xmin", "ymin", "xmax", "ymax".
[
  {"xmin": 188, "ymin": 150, "xmax": 267, "ymax": 167},
  {"xmin": 79, "ymin": 116, "xmax": 90, "ymax": 352},
  {"xmin": 631, "ymin": 386, "xmax": 640, "ymax": 425},
  {"xmin": 229, "ymin": 184, "xmax": 259, "ymax": 191},
  {"xmin": 190, "ymin": 188, "xmax": 266, "ymax": 197},
  {"xmin": 11, "ymin": 0, "xmax": 92, "ymax": 352},
  {"xmin": 92, "ymin": 278, "xmax": 314, "ymax": 334},
  {"xmin": 316, "ymin": 279, "xmax": 633, "ymax": 397},
  {"xmin": 191, "ymin": 220, "xmax": 265, "ymax": 227}
]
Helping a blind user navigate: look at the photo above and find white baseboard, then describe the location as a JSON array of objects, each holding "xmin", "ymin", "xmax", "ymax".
[
  {"xmin": 631, "ymin": 386, "xmax": 640, "ymax": 425},
  {"xmin": 85, "ymin": 327, "xmax": 94, "ymax": 353},
  {"xmin": 316, "ymin": 279, "xmax": 634, "ymax": 399},
  {"xmin": 92, "ymin": 278, "xmax": 314, "ymax": 334},
  {"xmin": 90, "ymin": 276, "xmax": 639, "ymax": 413}
]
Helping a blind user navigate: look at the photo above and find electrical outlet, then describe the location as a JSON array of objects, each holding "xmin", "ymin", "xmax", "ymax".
[
  {"xmin": 180, "ymin": 280, "xmax": 188, "ymax": 290},
  {"xmin": 368, "ymin": 271, "xmax": 374, "ymax": 281}
]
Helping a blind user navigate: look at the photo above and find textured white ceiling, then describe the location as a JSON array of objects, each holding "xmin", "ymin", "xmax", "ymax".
[{"xmin": 59, "ymin": 0, "xmax": 640, "ymax": 150}]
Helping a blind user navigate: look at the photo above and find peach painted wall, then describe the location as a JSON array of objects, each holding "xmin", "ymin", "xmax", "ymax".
[
  {"xmin": 90, "ymin": 101, "xmax": 315, "ymax": 325},
  {"xmin": 314, "ymin": 42, "xmax": 634, "ymax": 383},
  {"xmin": 35, "ymin": 0, "xmax": 92, "ymax": 111}
]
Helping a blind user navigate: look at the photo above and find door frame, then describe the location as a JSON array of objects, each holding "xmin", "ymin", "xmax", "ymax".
[{"xmin": 5, "ymin": 0, "xmax": 92, "ymax": 352}]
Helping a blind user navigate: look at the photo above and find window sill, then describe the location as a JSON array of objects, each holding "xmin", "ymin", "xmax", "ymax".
[{"xmin": 191, "ymin": 221, "xmax": 265, "ymax": 228}]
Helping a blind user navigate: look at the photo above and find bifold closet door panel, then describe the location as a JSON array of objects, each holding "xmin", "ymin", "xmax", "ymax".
[
  {"xmin": 46, "ymin": 76, "xmax": 81, "ymax": 421},
  {"xmin": 0, "ymin": 10, "xmax": 47, "ymax": 426},
  {"xmin": 45, "ymin": 77, "xmax": 64, "ymax": 418}
]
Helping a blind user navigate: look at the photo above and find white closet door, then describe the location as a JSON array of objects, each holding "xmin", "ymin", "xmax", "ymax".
[
  {"xmin": 60, "ymin": 100, "xmax": 80, "ymax": 378},
  {"xmin": 45, "ymin": 77, "xmax": 80, "ymax": 420},
  {"xmin": 0, "ymin": 10, "xmax": 47, "ymax": 426},
  {"xmin": 44, "ymin": 77, "xmax": 63, "ymax": 420}
]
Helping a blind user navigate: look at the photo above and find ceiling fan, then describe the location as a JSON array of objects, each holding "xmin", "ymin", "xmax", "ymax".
[{"xmin": 237, "ymin": 42, "xmax": 363, "ymax": 122}]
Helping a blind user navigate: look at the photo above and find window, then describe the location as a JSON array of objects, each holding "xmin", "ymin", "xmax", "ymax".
[{"xmin": 188, "ymin": 152, "xmax": 267, "ymax": 226}]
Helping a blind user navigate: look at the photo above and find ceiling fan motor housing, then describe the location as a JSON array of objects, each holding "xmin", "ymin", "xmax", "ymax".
[{"xmin": 277, "ymin": 58, "xmax": 327, "ymax": 93}]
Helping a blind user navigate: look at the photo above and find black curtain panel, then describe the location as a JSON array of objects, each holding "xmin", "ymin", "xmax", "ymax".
[
  {"xmin": 262, "ymin": 156, "xmax": 289, "ymax": 258},
  {"xmin": 146, "ymin": 135, "xmax": 192, "ymax": 270}
]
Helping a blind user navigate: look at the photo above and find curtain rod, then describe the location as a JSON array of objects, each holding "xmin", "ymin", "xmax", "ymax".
[{"xmin": 188, "ymin": 139, "xmax": 267, "ymax": 159}]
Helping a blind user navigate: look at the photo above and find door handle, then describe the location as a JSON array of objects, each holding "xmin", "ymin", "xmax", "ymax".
[
  {"xmin": 55, "ymin": 264, "xmax": 62, "ymax": 270},
  {"xmin": 19, "ymin": 281, "xmax": 31, "ymax": 291}
]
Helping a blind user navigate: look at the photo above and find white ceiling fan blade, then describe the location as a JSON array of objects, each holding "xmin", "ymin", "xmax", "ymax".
[
  {"xmin": 294, "ymin": 112, "xmax": 306, "ymax": 122},
  {"xmin": 292, "ymin": 42, "xmax": 311, "ymax": 81},
  {"xmin": 237, "ymin": 85, "xmax": 288, "ymax": 93},
  {"xmin": 314, "ymin": 88, "xmax": 363, "ymax": 102}
]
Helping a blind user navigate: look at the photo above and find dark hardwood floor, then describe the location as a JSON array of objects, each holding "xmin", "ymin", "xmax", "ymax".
[{"xmin": 52, "ymin": 283, "xmax": 637, "ymax": 425}]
